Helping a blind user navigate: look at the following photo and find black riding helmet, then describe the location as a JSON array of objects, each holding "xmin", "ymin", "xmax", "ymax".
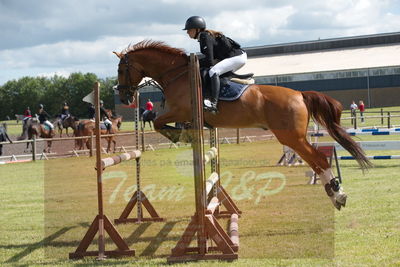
[{"xmin": 183, "ymin": 16, "xmax": 206, "ymax": 30}]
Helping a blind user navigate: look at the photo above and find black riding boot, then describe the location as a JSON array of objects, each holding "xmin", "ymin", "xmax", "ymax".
[{"xmin": 204, "ymin": 74, "xmax": 220, "ymax": 113}]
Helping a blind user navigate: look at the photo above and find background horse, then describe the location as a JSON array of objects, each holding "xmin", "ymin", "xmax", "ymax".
[
  {"xmin": 139, "ymin": 107, "xmax": 157, "ymax": 130},
  {"xmin": 76, "ymin": 115, "xmax": 122, "ymax": 153},
  {"xmin": 18, "ymin": 118, "xmax": 55, "ymax": 152},
  {"xmin": 114, "ymin": 40, "xmax": 372, "ymax": 210},
  {"xmin": 55, "ymin": 115, "xmax": 79, "ymax": 137},
  {"xmin": 0, "ymin": 124, "xmax": 12, "ymax": 156}
]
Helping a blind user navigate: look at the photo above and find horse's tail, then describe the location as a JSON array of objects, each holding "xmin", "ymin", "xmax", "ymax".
[
  {"xmin": 302, "ymin": 91, "xmax": 372, "ymax": 170},
  {"xmin": 55, "ymin": 118, "xmax": 62, "ymax": 130}
]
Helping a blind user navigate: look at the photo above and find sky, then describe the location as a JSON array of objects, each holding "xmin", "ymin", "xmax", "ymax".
[{"xmin": 0, "ymin": 0, "xmax": 399, "ymax": 85}]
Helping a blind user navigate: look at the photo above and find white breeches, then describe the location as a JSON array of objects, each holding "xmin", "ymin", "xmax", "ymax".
[
  {"xmin": 209, "ymin": 52, "xmax": 247, "ymax": 77},
  {"xmin": 104, "ymin": 119, "xmax": 112, "ymax": 127},
  {"xmin": 44, "ymin": 120, "xmax": 54, "ymax": 130}
]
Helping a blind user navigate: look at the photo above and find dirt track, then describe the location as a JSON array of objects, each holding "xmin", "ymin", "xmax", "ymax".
[{"xmin": 1, "ymin": 128, "xmax": 272, "ymax": 159}]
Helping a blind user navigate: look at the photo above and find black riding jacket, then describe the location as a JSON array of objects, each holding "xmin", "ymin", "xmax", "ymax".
[
  {"xmin": 87, "ymin": 105, "xmax": 110, "ymax": 120},
  {"xmin": 100, "ymin": 107, "xmax": 110, "ymax": 121},
  {"xmin": 88, "ymin": 105, "xmax": 95, "ymax": 119},
  {"xmin": 38, "ymin": 110, "xmax": 51, "ymax": 124},
  {"xmin": 198, "ymin": 31, "xmax": 242, "ymax": 68}
]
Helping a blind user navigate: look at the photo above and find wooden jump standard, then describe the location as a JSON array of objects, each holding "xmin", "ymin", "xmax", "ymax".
[
  {"xmin": 69, "ymin": 82, "xmax": 134, "ymax": 259},
  {"xmin": 114, "ymin": 91, "xmax": 163, "ymax": 224},
  {"xmin": 69, "ymin": 82, "xmax": 162, "ymax": 260},
  {"xmin": 167, "ymin": 54, "xmax": 241, "ymax": 263}
]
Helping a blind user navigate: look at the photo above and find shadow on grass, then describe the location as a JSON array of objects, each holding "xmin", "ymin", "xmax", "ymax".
[
  {"xmin": 5, "ymin": 226, "xmax": 76, "ymax": 263},
  {"xmin": 140, "ymin": 221, "xmax": 178, "ymax": 257}
]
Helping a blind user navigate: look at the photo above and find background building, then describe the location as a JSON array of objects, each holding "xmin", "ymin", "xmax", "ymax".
[{"xmin": 241, "ymin": 32, "xmax": 400, "ymax": 108}]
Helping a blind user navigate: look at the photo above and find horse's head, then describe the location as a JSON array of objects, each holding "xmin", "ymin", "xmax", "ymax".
[
  {"xmin": 111, "ymin": 116, "xmax": 123, "ymax": 130},
  {"xmin": 117, "ymin": 116, "xmax": 123, "ymax": 130},
  {"xmin": 114, "ymin": 40, "xmax": 188, "ymax": 106},
  {"xmin": 114, "ymin": 51, "xmax": 144, "ymax": 105}
]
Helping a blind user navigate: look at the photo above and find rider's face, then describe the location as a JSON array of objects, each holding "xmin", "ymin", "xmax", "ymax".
[{"xmin": 187, "ymin": 29, "xmax": 197, "ymax": 39}]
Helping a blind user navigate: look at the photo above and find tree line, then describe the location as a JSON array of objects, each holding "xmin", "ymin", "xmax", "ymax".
[{"xmin": 0, "ymin": 73, "xmax": 117, "ymax": 120}]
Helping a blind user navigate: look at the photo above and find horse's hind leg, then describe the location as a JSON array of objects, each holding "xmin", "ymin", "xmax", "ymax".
[{"xmin": 275, "ymin": 132, "xmax": 347, "ymax": 210}]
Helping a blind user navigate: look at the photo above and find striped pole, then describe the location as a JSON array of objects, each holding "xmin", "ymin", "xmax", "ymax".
[
  {"xmin": 311, "ymin": 131, "xmax": 400, "ymax": 137},
  {"xmin": 339, "ymin": 155, "xmax": 400, "ymax": 160}
]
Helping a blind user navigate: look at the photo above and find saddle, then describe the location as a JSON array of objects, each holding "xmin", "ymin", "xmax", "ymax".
[
  {"xmin": 200, "ymin": 69, "xmax": 254, "ymax": 101},
  {"xmin": 41, "ymin": 123, "xmax": 52, "ymax": 131}
]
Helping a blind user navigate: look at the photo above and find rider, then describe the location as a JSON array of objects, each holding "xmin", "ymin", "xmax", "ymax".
[
  {"xmin": 143, "ymin": 99, "xmax": 153, "ymax": 118},
  {"xmin": 183, "ymin": 16, "xmax": 247, "ymax": 113},
  {"xmin": 60, "ymin": 102, "xmax": 70, "ymax": 121},
  {"xmin": 88, "ymin": 103, "xmax": 95, "ymax": 120},
  {"xmin": 23, "ymin": 106, "xmax": 32, "ymax": 125},
  {"xmin": 38, "ymin": 104, "xmax": 54, "ymax": 134},
  {"xmin": 100, "ymin": 100, "xmax": 112, "ymax": 131}
]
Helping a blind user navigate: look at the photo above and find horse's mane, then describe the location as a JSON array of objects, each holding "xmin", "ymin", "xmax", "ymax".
[{"xmin": 122, "ymin": 40, "xmax": 187, "ymax": 57}]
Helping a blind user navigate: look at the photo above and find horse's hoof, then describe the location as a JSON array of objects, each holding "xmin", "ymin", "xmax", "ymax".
[
  {"xmin": 333, "ymin": 195, "xmax": 347, "ymax": 210},
  {"xmin": 336, "ymin": 193, "xmax": 347, "ymax": 207},
  {"xmin": 334, "ymin": 202, "xmax": 341, "ymax": 210}
]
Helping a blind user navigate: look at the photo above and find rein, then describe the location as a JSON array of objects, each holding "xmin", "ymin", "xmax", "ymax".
[
  {"xmin": 117, "ymin": 54, "xmax": 188, "ymax": 93},
  {"xmin": 154, "ymin": 62, "xmax": 188, "ymax": 88}
]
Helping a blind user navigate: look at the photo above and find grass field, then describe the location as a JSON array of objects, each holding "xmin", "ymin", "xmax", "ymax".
[{"xmin": 0, "ymin": 137, "xmax": 399, "ymax": 266}]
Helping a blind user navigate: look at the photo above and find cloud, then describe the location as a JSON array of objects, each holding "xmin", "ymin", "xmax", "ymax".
[
  {"xmin": 209, "ymin": 6, "xmax": 295, "ymax": 43},
  {"xmin": 0, "ymin": 0, "xmax": 399, "ymax": 84}
]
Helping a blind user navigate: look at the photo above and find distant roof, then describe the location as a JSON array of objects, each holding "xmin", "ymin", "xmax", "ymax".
[{"xmin": 240, "ymin": 32, "xmax": 400, "ymax": 76}]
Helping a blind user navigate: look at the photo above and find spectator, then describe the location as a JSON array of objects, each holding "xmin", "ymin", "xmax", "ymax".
[
  {"xmin": 358, "ymin": 100, "xmax": 365, "ymax": 123},
  {"xmin": 350, "ymin": 101, "xmax": 358, "ymax": 125}
]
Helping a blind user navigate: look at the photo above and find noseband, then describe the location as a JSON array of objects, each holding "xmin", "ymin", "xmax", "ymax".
[{"xmin": 116, "ymin": 54, "xmax": 144, "ymax": 92}]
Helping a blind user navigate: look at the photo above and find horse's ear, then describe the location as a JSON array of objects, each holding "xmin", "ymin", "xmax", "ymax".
[{"xmin": 113, "ymin": 51, "xmax": 122, "ymax": 58}]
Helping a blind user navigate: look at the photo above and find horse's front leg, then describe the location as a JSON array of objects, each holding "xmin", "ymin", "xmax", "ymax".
[
  {"xmin": 106, "ymin": 137, "xmax": 111, "ymax": 153},
  {"xmin": 153, "ymin": 112, "xmax": 183, "ymax": 143},
  {"xmin": 25, "ymin": 142, "xmax": 30, "ymax": 152},
  {"xmin": 112, "ymin": 138, "xmax": 116, "ymax": 153},
  {"xmin": 46, "ymin": 141, "xmax": 52, "ymax": 153}
]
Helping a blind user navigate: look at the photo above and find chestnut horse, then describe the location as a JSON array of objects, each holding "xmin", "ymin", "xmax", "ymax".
[
  {"xmin": 76, "ymin": 115, "xmax": 122, "ymax": 153},
  {"xmin": 114, "ymin": 40, "xmax": 371, "ymax": 210},
  {"xmin": 18, "ymin": 118, "xmax": 55, "ymax": 152}
]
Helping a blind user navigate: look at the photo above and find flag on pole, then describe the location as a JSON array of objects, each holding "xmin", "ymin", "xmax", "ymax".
[{"xmin": 82, "ymin": 91, "xmax": 94, "ymax": 104}]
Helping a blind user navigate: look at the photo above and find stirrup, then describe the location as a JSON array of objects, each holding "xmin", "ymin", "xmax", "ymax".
[{"xmin": 203, "ymin": 99, "xmax": 218, "ymax": 114}]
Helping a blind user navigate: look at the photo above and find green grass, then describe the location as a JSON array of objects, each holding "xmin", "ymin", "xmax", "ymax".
[{"xmin": 0, "ymin": 139, "xmax": 399, "ymax": 266}]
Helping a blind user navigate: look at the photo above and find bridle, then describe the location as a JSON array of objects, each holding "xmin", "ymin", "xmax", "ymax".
[{"xmin": 116, "ymin": 53, "xmax": 188, "ymax": 97}]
